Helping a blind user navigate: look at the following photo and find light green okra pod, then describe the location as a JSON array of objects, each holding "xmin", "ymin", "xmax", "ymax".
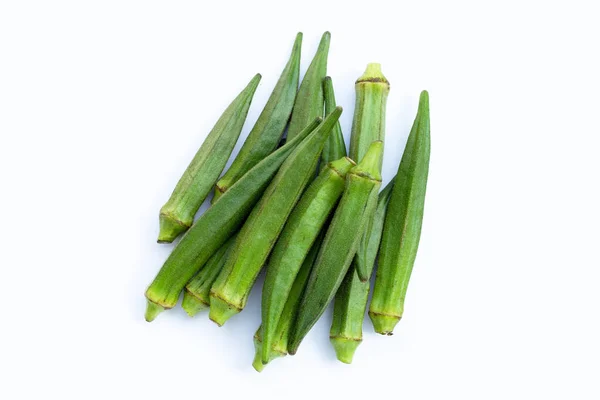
[
  {"xmin": 181, "ymin": 235, "xmax": 236, "ymax": 317},
  {"xmin": 369, "ymin": 91, "xmax": 431, "ymax": 335},
  {"xmin": 321, "ymin": 76, "xmax": 347, "ymax": 166},
  {"xmin": 286, "ymin": 32, "xmax": 330, "ymax": 141},
  {"xmin": 144, "ymin": 117, "xmax": 322, "ymax": 322},
  {"xmin": 158, "ymin": 74, "xmax": 261, "ymax": 243},
  {"xmin": 252, "ymin": 243, "xmax": 319, "ymax": 372},
  {"xmin": 212, "ymin": 33, "xmax": 303, "ymax": 203},
  {"xmin": 209, "ymin": 107, "xmax": 343, "ymax": 326},
  {"xmin": 349, "ymin": 63, "xmax": 389, "ymax": 165},
  {"xmin": 288, "ymin": 141, "xmax": 383, "ymax": 355},
  {"xmin": 260, "ymin": 156, "xmax": 355, "ymax": 364},
  {"xmin": 330, "ymin": 179, "xmax": 395, "ymax": 363}
]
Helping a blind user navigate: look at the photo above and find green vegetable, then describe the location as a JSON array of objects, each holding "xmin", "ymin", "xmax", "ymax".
[
  {"xmin": 181, "ymin": 235, "xmax": 236, "ymax": 317},
  {"xmin": 213, "ymin": 33, "xmax": 302, "ymax": 203},
  {"xmin": 349, "ymin": 63, "xmax": 389, "ymax": 165},
  {"xmin": 369, "ymin": 91, "xmax": 430, "ymax": 335},
  {"xmin": 330, "ymin": 179, "xmax": 395, "ymax": 362},
  {"xmin": 144, "ymin": 117, "xmax": 322, "ymax": 322},
  {"xmin": 209, "ymin": 107, "xmax": 343, "ymax": 326},
  {"xmin": 158, "ymin": 74, "xmax": 261, "ymax": 243},
  {"xmin": 288, "ymin": 141, "xmax": 383, "ymax": 354},
  {"xmin": 252, "ymin": 243, "xmax": 319, "ymax": 372},
  {"xmin": 286, "ymin": 32, "xmax": 330, "ymax": 141},
  {"xmin": 321, "ymin": 76, "xmax": 347, "ymax": 166},
  {"xmin": 260, "ymin": 156, "xmax": 355, "ymax": 364}
]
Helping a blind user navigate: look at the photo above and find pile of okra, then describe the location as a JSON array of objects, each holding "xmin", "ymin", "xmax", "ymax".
[{"xmin": 145, "ymin": 32, "xmax": 430, "ymax": 371}]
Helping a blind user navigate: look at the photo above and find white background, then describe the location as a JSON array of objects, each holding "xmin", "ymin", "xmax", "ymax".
[{"xmin": 1, "ymin": 1, "xmax": 599, "ymax": 399}]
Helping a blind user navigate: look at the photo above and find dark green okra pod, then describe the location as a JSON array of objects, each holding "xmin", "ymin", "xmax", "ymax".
[
  {"xmin": 349, "ymin": 63, "xmax": 389, "ymax": 164},
  {"xmin": 252, "ymin": 243, "xmax": 319, "ymax": 372},
  {"xmin": 369, "ymin": 91, "xmax": 430, "ymax": 335},
  {"xmin": 260, "ymin": 156, "xmax": 355, "ymax": 364},
  {"xmin": 286, "ymin": 32, "xmax": 330, "ymax": 141},
  {"xmin": 330, "ymin": 179, "xmax": 395, "ymax": 363},
  {"xmin": 158, "ymin": 74, "xmax": 261, "ymax": 243},
  {"xmin": 288, "ymin": 141, "xmax": 383, "ymax": 354},
  {"xmin": 321, "ymin": 76, "xmax": 347, "ymax": 166},
  {"xmin": 209, "ymin": 107, "xmax": 343, "ymax": 326},
  {"xmin": 181, "ymin": 235, "xmax": 236, "ymax": 317},
  {"xmin": 212, "ymin": 33, "xmax": 303, "ymax": 203},
  {"xmin": 144, "ymin": 117, "xmax": 322, "ymax": 322}
]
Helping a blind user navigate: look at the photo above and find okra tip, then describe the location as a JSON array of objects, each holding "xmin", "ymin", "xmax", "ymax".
[
  {"xmin": 208, "ymin": 294, "xmax": 241, "ymax": 326},
  {"xmin": 356, "ymin": 63, "xmax": 389, "ymax": 85},
  {"xmin": 157, "ymin": 212, "xmax": 189, "ymax": 243},
  {"xmin": 352, "ymin": 140, "xmax": 383, "ymax": 181},
  {"xmin": 181, "ymin": 290, "xmax": 209, "ymax": 317},
  {"xmin": 330, "ymin": 337, "xmax": 361, "ymax": 364},
  {"xmin": 368, "ymin": 311, "xmax": 400, "ymax": 336},
  {"xmin": 144, "ymin": 300, "xmax": 165, "ymax": 322},
  {"xmin": 252, "ymin": 354, "xmax": 266, "ymax": 373}
]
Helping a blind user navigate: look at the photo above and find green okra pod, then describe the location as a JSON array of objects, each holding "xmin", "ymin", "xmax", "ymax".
[
  {"xmin": 321, "ymin": 76, "xmax": 347, "ymax": 166},
  {"xmin": 288, "ymin": 141, "xmax": 383, "ymax": 355},
  {"xmin": 286, "ymin": 32, "xmax": 330, "ymax": 141},
  {"xmin": 356, "ymin": 178, "xmax": 395, "ymax": 281},
  {"xmin": 369, "ymin": 91, "xmax": 431, "ymax": 335},
  {"xmin": 208, "ymin": 107, "xmax": 343, "ymax": 327},
  {"xmin": 212, "ymin": 33, "xmax": 303, "ymax": 203},
  {"xmin": 158, "ymin": 74, "xmax": 261, "ymax": 243},
  {"xmin": 349, "ymin": 63, "xmax": 389, "ymax": 165},
  {"xmin": 181, "ymin": 235, "xmax": 236, "ymax": 317},
  {"xmin": 260, "ymin": 156, "xmax": 355, "ymax": 364},
  {"xmin": 144, "ymin": 117, "xmax": 322, "ymax": 322},
  {"xmin": 329, "ymin": 178, "xmax": 395, "ymax": 363},
  {"xmin": 252, "ymin": 243, "xmax": 319, "ymax": 372}
]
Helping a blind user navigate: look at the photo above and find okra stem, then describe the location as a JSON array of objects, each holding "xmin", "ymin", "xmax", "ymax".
[{"xmin": 158, "ymin": 74, "xmax": 261, "ymax": 243}]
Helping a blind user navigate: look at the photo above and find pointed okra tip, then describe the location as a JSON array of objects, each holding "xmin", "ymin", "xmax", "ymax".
[
  {"xmin": 418, "ymin": 90, "xmax": 430, "ymax": 116},
  {"xmin": 356, "ymin": 63, "xmax": 389, "ymax": 85},
  {"xmin": 145, "ymin": 299, "xmax": 165, "ymax": 322},
  {"xmin": 351, "ymin": 140, "xmax": 383, "ymax": 181},
  {"xmin": 208, "ymin": 294, "xmax": 240, "ymax": 326},
  {"xmin": 157, "ymin": 213, "xmax": 188, "ymax": 243},
  {"xmin": 318, "ymin": 31, "xmax": 331, "ymax": 53},
  {"xmin": 331, "ymin": 337, "xmax": 361, "ymax": 364}
]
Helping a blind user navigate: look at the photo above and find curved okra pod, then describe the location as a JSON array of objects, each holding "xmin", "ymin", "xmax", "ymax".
[
  {"xmin": 286, "ymin": 32, "xmax": 331, "ymax": 141},
  {"xmin": 355, "ymin": 178, "xmax": 395, "ymax": 281},
  {"xmin": 181, "ymin": 235, "xmax": 236, "ymax": 317},
  {"xmin": 260, "ymin": 156, "xmax": 355, "ymax": 364},
  {"xmin": 212, "ymin": 33, "xmax": 303, "ymax": 203},
  {"xmin": 321, "ymin": 77, "xmax": 347, "ymax": 166},
  {"xmin": 144, "ymin": 117, "xmax": 322, "ymax": 322},
  {"xmin": 369, "ymin": 91, "xmax": 431, "ymax": 335},
  {"xmin": 288, "ymin": 141, "xmax": 383, "ymax": 355},
  {"xmin": 252, "ymin": 243, "xmax": 319, "ymax": 372},
  {"xmin": 329, "ymin": 178, "xmax": 395, "ymax": 363},
  {"xmin": 349, "ymin": 63, "xmax": 389, "ymax": 165},
  {"xmin": 158, "ymin": 74, "xmax": 261, "ymax": 243},
  {"xmin": 209, "ymin": 107, "xmax": 343, "ymax": 326}
]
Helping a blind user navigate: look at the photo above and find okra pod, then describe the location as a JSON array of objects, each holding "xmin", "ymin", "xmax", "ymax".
[
  {"xmin": 286, "ymin": 32, "xmax": 330, "ymax": 141},
  {"xmin": 212, "ymin": 33, "xmax": 303, "ymax": 203},
  {"xmin": 260, "ymin": 156, "xmax": 355, "ymax": 364},
  {"xmin": 349, "ymin": 63, "xmax": 389, "ymax": 165},
  {"xmin": 321, "ymin": 76, "xmax": 347, "ymax": 166},
  {"xmin": 369, "ymin": 91, "xmax": 430, "ymax": 335},
  {"xmin": 355, "ymin": 178, "xmax": 395, "ymax": 281},
  {"xmin": 288, "ymin": 141, "xmax": 383, "ymax": 354},
  {"xmin": 329, "ymin": 179, "xmax": 395, "ymax": 363},
  {"xmin": 158, "ymin": 74, "xmax": 261, "ymax": 243},
  {"xmin": 144, "ymin": 117, "xmax": 322, "ymax": 322},
  {"xmin": 252, "ymin": 243, "xmax": 319, "ymax": 372},
  {"xmin": 208, "ymin": 107, "xmax": 343, "ymax": 326},
  {"xmin": 181, "ymin": 235, "xmax": 236, "ymax": 317}
]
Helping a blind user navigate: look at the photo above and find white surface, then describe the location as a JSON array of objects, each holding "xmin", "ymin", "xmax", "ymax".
[{"xmin": 1, "ymin": 1, "xmax": 599, "ymax": 399}]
